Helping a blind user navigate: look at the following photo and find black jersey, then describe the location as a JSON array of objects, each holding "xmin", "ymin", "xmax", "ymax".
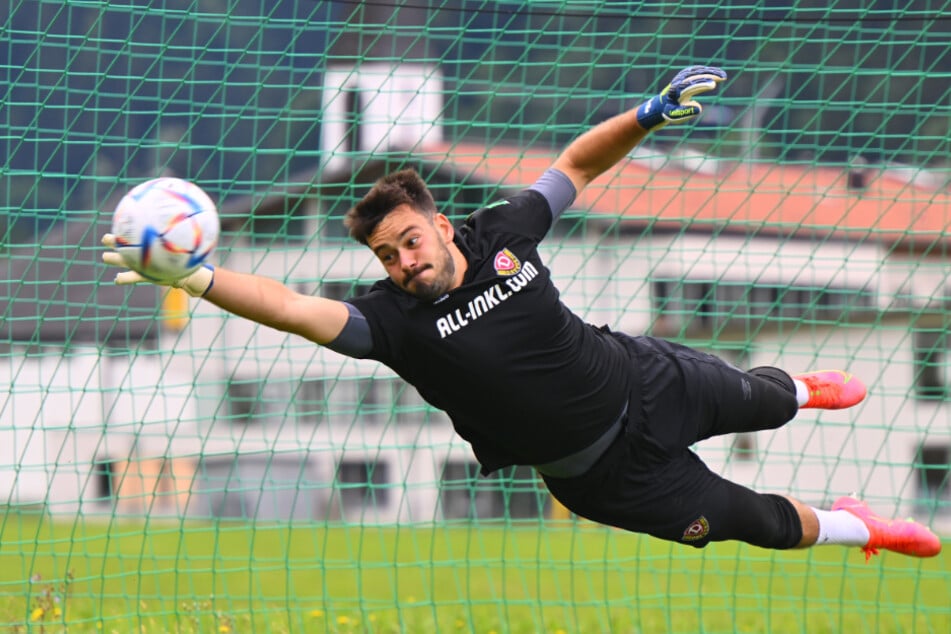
[{"xmin": 347, "ymin": 189, "xmax": 632, "ymax": 473}]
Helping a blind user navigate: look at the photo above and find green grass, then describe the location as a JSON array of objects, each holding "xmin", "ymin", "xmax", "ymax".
[{"xmin": 1, "ymin": 510, "xmax": 948, "ymax": 633}]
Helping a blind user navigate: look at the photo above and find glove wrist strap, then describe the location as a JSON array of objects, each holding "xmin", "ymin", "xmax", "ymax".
[
  {"xmin": 176, "ymin": 265, "xmax": 215, "ymax": 298},
  {"xmin": 635, "ymin": 95, "xmax": 668, "ymax": 131}
]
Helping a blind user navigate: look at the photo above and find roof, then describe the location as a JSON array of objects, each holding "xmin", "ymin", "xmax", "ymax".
[
  {"xmin": 418, "ymin": 142, "xmax": 951, "ymax": 251},
  {"xmin": 1, "ymin": 216, "xmax": 164, "ymax": 346},
  {"xmin": 11, "ymin": 145, "xmax": 945, "ymax": 347}
]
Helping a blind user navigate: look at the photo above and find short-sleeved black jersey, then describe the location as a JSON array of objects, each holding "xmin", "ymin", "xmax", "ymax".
[{"xmin": 347, "ymin": 189, "xmax": 632, "ymax": 473}]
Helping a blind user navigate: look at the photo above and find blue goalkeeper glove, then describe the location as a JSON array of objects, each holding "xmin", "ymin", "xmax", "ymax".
[{"xmin": 635, "ymin": 65, "xmax": 727, "ymax": 131}]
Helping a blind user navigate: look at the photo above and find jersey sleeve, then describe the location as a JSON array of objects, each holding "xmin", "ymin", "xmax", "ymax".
[
  {"xmin": 322, "ymin": 302, "xmax": 373, "ymax": 358},
  {"xmin": 527, "ymin": 167, "xmax": 576, "ymax": 221},
  {"xmin": 331, "ymin": 282, "xmax": 409, "ymax": 364}
]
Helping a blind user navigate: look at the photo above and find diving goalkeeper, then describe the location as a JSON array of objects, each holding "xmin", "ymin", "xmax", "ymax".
[{"xmin": 103, "ymin": 65, "xmax": 941, "ymax": 561}]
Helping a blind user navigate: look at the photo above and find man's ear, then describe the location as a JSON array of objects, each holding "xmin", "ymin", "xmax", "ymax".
[{"xmin": 434, "ymin": 213, "xmax": 454, "ymax": 243}]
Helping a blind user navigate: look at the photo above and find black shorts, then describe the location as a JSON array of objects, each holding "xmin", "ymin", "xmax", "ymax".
[{"xmin": 542, "ymin": 335, "xmax": 803, "ymax": 550}]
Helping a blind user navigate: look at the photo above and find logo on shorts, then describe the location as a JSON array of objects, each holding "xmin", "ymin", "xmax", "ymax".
[
  {"xmin": 493, "ymin": 248, "xmax": 521, "ymax": 276},
  {"xmin": 741, "ymin": 378, "xmax": 752, "ymax": 401},
  {"xmin": 681, "ymin": 516, "xmax": 710, "ymax": 542}
]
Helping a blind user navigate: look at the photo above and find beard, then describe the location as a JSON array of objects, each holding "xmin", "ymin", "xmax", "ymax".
[{"xmin": 405, "ymin": 242, "xmax": 456, "ymax": 303}]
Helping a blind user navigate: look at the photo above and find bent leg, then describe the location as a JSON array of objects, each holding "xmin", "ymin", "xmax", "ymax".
[{"xmin": 635, "ymin": 338, "xmax": 799, "ymax": 450}]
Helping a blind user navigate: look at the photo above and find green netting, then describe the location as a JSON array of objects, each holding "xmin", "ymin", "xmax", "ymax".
[{"xmin": 2, "ymin": 1, "xmax": 950, "ymax": 632}]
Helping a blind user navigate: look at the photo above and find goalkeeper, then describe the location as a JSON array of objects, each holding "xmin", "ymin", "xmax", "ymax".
[{"xmin": 103, "ymin": 66, "xmax": 940, "ymax": 561}]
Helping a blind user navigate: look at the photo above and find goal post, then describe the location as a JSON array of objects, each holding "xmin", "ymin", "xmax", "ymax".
[{"xmin": 1, "ymin": 2, "xmax": 949, "ymax": 632}]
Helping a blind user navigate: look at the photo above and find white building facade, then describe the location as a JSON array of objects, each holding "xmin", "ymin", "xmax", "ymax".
[{"xmin": 3, "ymin": 216, "xmax": 949, "ymax": 533}]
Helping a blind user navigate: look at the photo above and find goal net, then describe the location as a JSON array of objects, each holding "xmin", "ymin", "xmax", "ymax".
[{"xmin": 1, "ymin": 2, "xmax": 949, "ymax": 632}]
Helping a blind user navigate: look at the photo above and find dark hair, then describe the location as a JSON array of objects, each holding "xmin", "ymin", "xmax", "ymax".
[{"xmin": 345, "ymin": 168, "xmax": 438, "ymax": 244}]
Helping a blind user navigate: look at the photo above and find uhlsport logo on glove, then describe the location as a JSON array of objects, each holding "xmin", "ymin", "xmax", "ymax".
[{"xmin": 635, "ymin": 65, "xmax": 727, "ymax": 131}]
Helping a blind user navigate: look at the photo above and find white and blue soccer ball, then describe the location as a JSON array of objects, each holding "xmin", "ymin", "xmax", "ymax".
[{"xmin": 111, "ymin": 177, "xmax": 219, "ymax": 283}]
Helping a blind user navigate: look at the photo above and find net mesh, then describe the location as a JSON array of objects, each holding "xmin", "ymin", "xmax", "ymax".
[{"xmin": 2, "ymin": 1, "xmax": 950, "ymax": 631}]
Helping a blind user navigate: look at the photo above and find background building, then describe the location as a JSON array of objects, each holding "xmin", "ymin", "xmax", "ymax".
[{"xmin": 1, "ymin": 2, "xmax": 949, "ymax": 632}]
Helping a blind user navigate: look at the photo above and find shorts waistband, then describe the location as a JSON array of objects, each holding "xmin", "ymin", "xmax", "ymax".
[{"xmin": 532, "ymin": 402, "xmax": 627, "ymax": 479}]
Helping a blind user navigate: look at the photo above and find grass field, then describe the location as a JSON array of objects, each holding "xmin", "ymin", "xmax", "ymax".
[{"xmin": 1, "ymin": 510, "xmax": 947, "ymax": 633}]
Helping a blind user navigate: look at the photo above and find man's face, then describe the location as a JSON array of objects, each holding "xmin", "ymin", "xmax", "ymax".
[{"xmin": 367, "ymin": 204, "xmax": 457, "ymax": 302}]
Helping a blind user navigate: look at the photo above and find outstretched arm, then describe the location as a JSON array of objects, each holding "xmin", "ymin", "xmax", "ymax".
[
  {"xmin": 202, "ymin": 267, "xmax": 351, "ymax": 345},
  {"xmin": 102, "ymin": 234, "xmax": 350, "ymax": 346},
  {"xmin": 552, "ymin": 65, "xmax": 727, "ymax": 195}
]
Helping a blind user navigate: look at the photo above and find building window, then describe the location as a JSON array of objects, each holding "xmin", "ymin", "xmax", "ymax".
[
  {"xmin": 225, "ymin": 377, "xmax": 329, "ymax": 425},
  {"xmin": 331, "ymin": 377, "xmax": 389, "ymax": 424},
  {"xmin": 335, "ymin": 459, "xmax": 391, "ymax": 513},
  {"xmin": 913, "ymin": 329, "xmax": 948, "ymax": 400},
  {"xmin": 389, "ymin": 380, "xmax": 432, "ymax": 424},
  {"xmin": 92, "ymin": 456, "xmax": 116, "ymax": 501},
  {"xmin": 225, "ymin": 376, "xmax": 444, "ymax": 427},
  {"xmin": 438, "ymin": 462, "xmax": 547, "ymax": 520},
  {"xmin": 320, "ymin": 279, "xmax": 374, "ymax": 300},
  {"xmin": 916, "ymin": 443, "xmax": 950, "ymax": 514},
  {"xmin": 335, "ymin": 377, "xmax": 441, "ymax": 425},
  {"xmin": 651, "ymin": 278, "xmax": 875, "ymax": 334},
  {"xmin": 225, "ymin": 379, "xmax": 264, "ymax": 423},
  {"xmin": 295, "ymin": 378, "xmax": 328, "ymax": 424}
]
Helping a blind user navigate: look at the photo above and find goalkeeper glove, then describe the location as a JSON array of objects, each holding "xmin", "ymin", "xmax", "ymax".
[
  {"xmin": 635, "ymin": 65, "xmax": 727, "ymax": 131},
  {"xmin": 101, "ymin": 233, "xmax": 215, "ymax": 298}
]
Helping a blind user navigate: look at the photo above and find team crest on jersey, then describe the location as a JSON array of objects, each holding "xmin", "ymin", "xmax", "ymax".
[
  {"xmin": 681, "ymin": 516, "xmax": 710, "ymax": 542},
  {"xmin": 493, "ymin": 248, "xmax": 521, "ymax": 276}
]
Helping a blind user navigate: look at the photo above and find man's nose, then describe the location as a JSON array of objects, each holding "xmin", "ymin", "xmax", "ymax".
[{"xmin": 399, "ymin": 249, "xmax": 417, "ymax": 271}]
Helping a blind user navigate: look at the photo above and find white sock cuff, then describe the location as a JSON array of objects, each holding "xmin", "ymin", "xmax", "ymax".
[
  {"xmin": 812, "ymin": 507, "xmax": 870, "ymax": 547},
  {"xmin": 794, "ymin": 379, "xmax": 809, "ymax": 407}
]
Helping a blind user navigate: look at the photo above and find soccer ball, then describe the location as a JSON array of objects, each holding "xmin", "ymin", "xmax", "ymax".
[{"xmin": 111, "ymin": 177, "xmax": 220, "ymax": 283}]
